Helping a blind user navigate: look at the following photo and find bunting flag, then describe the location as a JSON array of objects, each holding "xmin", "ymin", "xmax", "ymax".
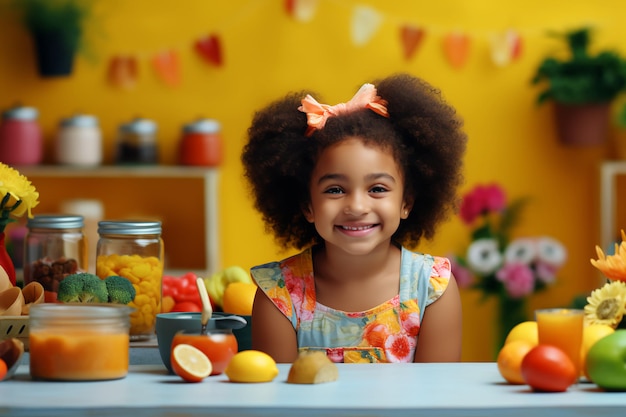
[
  {"xmin": 443, "ymin": 31, "xmax": 470, "ymax": 69},
  {"xmin": 150, "ymin": 49, "xmax": 181, "ymax": 87},
  {"xmin": 107, "ymin": 54, "xmax": 138, "ymax": 89},
  {"xmin": 195, "ymin": 34, "xmax": 223, "ymax": 67},
  {"xmin": 400, "ymin": 24, "xmax": 426, "ymax": 61},
  {"xmin": 350, "ymin": 5, "xmax": 383, "ymax": 47},
  {"xmin": 489, "ymin": 29, "xmax": 522, "ymax": 67},
  {"xmin": 285, "ymin": 0, "xmax": 318, "ymax": 22}
]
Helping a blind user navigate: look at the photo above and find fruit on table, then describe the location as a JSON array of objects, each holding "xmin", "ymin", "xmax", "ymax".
[
  {"xmin": 171, "ymin": 343, "xmax": 213, "ymax": 383},
  {"xmin": 521, "ymin": 344, "xmax": 577, "ymax": 392},
  {"xmin": 580, "ymin": 324, "xmax": 614, "ymax": 379},
  {"xmin": 287, "ymin": 351, "xmax": 339, "ymax": 384},
  {"xmin": 504, "ymin": 321, "xmax": 538, "ymax": 346},
  {"xmin": 172, "ymin": 330, "xmax": 238, "ymax": 376},
  {"xmin": 162, "ymin": 272, "xmax": 204, "ymax": 312},
  {"xmin": 221, "ymin": 282, "xmax": 258, "ymax": 316},
  {"xmin": 586, "ymin": 329, "xmax": 626, "ymax": 391},
  {"xmin": 225, "ymin": 350, "xmax": 279, "ymax": 383},
  {"xmin": 497, "ymin": 340, "xmax": 534, "ymax": 384},
  {"xmin": 204, "ymin": 266, "xmax": 253, "ymax": 309}
]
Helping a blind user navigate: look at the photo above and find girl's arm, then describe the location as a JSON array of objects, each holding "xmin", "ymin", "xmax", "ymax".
[
  {"xmin": 413, "ymin": 274, "xmax": 463, "ymax": 362},
  {"xmin": 251, "ymin": 288, "xmax": 299, "ymax": 363}
]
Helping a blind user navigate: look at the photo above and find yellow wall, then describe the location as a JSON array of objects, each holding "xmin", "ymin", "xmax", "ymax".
[{"xmin": 2, "ymin": 0, "xmax": 625, "ymax": 361}]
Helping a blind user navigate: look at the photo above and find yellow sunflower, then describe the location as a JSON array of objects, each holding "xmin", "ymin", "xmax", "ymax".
[
  {"xmin": 590, "ymin": 230, "xmax": 626, "ymax": 282},
  {"xmin": 584, "ymin": 280, "xmax": 626, "ymax": 328},
  {"xmin": 0, "ymin": 163, "xmax": 39, "ymax": 232}
]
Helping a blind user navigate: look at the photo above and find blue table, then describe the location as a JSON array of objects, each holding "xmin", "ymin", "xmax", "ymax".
[{"xmin": 0, "ymin": 362, "xmax": 624, "ymax": 416}]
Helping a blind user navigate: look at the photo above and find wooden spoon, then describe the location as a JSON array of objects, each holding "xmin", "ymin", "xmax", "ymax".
[{"xmin": 196, "ymin": 277, "xmax": 213, "ymax": 334}]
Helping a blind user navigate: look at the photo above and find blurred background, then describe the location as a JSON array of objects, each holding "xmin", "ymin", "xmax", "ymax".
[{"xmin": 2, "ymin": 0, "xmax": 626, "ymax": 361}]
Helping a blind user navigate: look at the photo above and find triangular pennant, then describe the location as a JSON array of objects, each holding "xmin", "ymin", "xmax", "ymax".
[
  {"xmin": 443, "ymin": 31, "xmax": 470, "ymax": 69},
  {"xmin": 400, "ymin": 24, "xmax": 425, "ymax": 61},
  {"xmin": 350, "ymin": 5, "xmax": 383, "ymax": 47},
  {"xmin": 107, "ymin": 54, "xmax": 138, "ymax": 89},
  {"xmin": 151, "ymin": 49, "xmax": 181, "ymax": 87},
  {"xmin": 195, "ymin": 34, "xmax": 223, "ymax": 67},
  {"xmin": 489, "ymin": 29, "xmax": 522, "ymax": 67},
  {"xmin": 285, "ymin": 0, "xmax": 318, "ymax": 22}
]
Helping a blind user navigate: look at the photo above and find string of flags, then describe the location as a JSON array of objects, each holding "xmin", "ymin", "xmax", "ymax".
[{"xmin": 106, "ymin": 0, "xmax": 559, "ymax": 89}]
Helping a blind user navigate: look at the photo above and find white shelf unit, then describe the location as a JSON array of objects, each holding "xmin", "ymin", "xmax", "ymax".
[
  {"xmin": 17, "ymin": 165, "xmax": 220, "ymax": 275},
  {"xmin": 600, "ymin": 161, "xmax": 626, "ymax": 252}
]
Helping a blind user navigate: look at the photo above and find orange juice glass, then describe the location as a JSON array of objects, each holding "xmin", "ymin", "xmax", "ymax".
[
  {"xmin": 536, "ymin": 308, "xmax": 584, "ymax": 377},
  {"xmin": 171, "ymin": 329, "xmax": 237, "ymax": 375}
]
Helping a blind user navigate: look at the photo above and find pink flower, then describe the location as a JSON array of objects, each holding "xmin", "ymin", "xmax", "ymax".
[
  {"xmin": 459, "ymin": 183, "xmax": 506, "ymax": 224},
  {"xmin": 495, "ymin": 262, "xmax": 535, "ymax": 298}
]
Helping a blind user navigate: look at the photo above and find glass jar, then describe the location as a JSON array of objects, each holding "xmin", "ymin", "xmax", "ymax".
[
  {"xmin": 115, "ymin": 117, "xmax": 158, "ymax": 165},
  {"xmin": 96, "ymin": 220, "xmax": 163, "ymax": 340},
  {"xmin": 56, "ymin": 114, "xmax": 102, "ymax": 166},
  {"xmin": 179, "ymin": 118, "xmax": 223, "ymax": 166},
  {"xmin": 0, "ymin": 104, "xmax": 43, "ymax": 166},
  {"xmin": 23, "ymin": 214, "xmax": 87, "ymax": 302},
  {"xmin": 29, "ymin": 304, "xmax": 132, "ymax": 381}
]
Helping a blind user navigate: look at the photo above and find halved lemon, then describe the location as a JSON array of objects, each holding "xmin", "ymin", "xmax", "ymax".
[{"xmin": 171, "ymin": 343, "xmax": 213, "ymax": 383}]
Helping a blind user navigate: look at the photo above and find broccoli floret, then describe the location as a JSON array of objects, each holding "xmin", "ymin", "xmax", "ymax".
[
  {"xmin": 104, "ymin": 275, "xmax": 136, "ymax": 304},
  {"xmin": 57, "ymin": 273, "xmax": 109, "ymax": 303}
]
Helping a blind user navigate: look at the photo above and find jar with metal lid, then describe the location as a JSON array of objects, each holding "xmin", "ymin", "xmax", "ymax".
[
  {"xmin": 55, "ymin": 114, "xmax": 102, "ymax": 166},
  {"xmin": 23, "ymin": 214, "xmax": 87, "ymax": 301},
  {"xmin": 0, "ymin": 104, "xmax": 42, "ymax": 166},
  {"xmin": 96, "ymin": 220, "xmax": 163, "ymax": 340},
  {"xmin": 179, "ymin": 118, "xmax": 223, "ymax": 166},
  {"xmin": 29, "ymin": 303, "xmax": 132, "ymax": 381},
  {"xmin": 115, "ymin": 118, "xmax": 158, "ymax": 164}
]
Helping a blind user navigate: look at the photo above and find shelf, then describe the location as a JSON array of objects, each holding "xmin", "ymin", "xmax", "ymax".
[
  {"xmin": 16, "ymin": 165, "xmax": 220, "ymax": 275},
  {"xmin": 600, "ymin": 161, "xmax": 626, "ymax": 251}
]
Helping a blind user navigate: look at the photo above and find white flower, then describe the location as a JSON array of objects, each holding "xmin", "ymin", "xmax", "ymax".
[
  {"xmin": 504, "ymin": 238, "xmax": 536, "ymax": 265},
  {"xmin": 536, "ymin": 236, "xmax": 567, "ymax": 267},
  {"xmin": 466, "ymin": 238, "xmax": 502, "ymax": 275}
]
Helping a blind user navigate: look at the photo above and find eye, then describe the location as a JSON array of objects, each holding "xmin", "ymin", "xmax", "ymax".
[
  {"xmin": 369, "ymin": 185, "xmax": 389, "ymax": 194},
  {"xmin": 323, "ymin": 186, "xmax": 344, "ymax": 194}
]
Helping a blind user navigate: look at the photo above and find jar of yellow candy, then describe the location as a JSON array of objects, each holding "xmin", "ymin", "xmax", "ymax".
[{"xmin": 96, "ymin": 220, "xmax": 163, "ymax": 340}]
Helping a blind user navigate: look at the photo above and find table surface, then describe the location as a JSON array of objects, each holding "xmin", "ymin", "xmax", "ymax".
[{"xmin": 0, "ymin": 362, "xmax": 624, "ymax": 417}]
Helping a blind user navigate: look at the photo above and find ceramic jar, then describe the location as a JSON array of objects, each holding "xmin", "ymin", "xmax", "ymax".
[
  {"xmin": 0, "ymin": 105, "xmax": 42, "ymax": 166},
  {"xmin": 56, "ymin": 114, "xmax": 102, "ymax": 166},
  {"xmin": 179, "ymin": 118, "xmax": 223, "ymax": 167},
  {"xmin": 115, "ymin": 118, "xmax": 158, "ymax": 164}
]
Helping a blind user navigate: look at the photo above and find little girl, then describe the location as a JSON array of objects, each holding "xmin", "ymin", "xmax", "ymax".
[{"xmin": 241, "ymin": 73, "xmax": 467, "ymax": 363}]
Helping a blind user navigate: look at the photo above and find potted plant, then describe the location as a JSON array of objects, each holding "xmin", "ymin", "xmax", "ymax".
[
  {"xmin": 15, "ymin": 0, "xmax": 91, "ymax": 77},
  {"xmin": 532, "ymin": 27, "xmax": 626, "ymax": 146}
]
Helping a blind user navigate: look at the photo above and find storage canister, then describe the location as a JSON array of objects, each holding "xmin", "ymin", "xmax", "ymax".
[
  {"xmin": 0, "ymin": 104, "xmax": 42, "ymax": 166},
  {"xmin": 179, "ymin": 118, "xmax": 223, "ymax": 166},
  {"xmin": 29, "ymin": 303, "xmax": 132, "ymax": 381},
  {"xmin": 115, "ymin": 118, "xmax": 158, "ymax": 164},
  {"xmin": 96, "ymin": 220, "xmax": 163, "ymax": 340},
  {"xmin": 23, "ymin": 214, "xmax": 87, "ymax": 302},
  {"xmin": 55, "ymin": 114, "xmax": 102, "ymax": 166}
]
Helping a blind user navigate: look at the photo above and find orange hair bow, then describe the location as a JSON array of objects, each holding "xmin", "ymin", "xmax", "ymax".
[{"xmin": 298, "ymin": 83, "xmax": 389, "ymax": 136}]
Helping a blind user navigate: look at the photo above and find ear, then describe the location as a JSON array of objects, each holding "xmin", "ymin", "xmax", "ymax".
[
  {"xmin": 401, "ymin": 198, "xmax": 413, "ymax": 219},
  {"xmin": 302, "ymin": 205, "xmax": 315, "ymax": 223}
]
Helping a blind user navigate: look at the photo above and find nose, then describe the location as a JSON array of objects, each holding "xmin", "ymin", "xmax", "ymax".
[{"xmin": 343, "ymin": 192, "xmax": 369, "ymax": 216}]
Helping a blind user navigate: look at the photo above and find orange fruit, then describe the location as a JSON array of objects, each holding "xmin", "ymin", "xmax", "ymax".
[
  {"xmin": 497, "ymin": 340, "xmax": 534, "ymax": 384},
  {"xmin": 221, "ymin": 282, "xmax": 258, "ymax": 316},
  {"xmin": 504, "ymin": 321, "xmax": 538, "ymax": 346},
  {"xmin": 161, "ymin": 295, "xmax": 176, "ymax": 313},
  {"xmin": 170, "ymin": 343, "xmax": 213, "ymax": 383},
  {"xmin": 581, "ymin": 323, "xmax": 615, "ymax": 379}
]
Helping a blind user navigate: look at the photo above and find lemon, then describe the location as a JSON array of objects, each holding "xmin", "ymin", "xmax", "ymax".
[
  {"xmin": 581, "ymin": 323, "xmax": 615, "ymax": 379},
  {"xmin": 504, "ymin": 321, "xmax": 538, "ymax": 346},
  {"xmin": 224, "ymin": 350, "xmax": 279, "ymax": 383}
]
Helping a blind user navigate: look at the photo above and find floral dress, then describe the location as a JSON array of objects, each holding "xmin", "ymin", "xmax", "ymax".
[{"xmin": 251, "ymin": 246, "xmax": 451, "ymax": 363}]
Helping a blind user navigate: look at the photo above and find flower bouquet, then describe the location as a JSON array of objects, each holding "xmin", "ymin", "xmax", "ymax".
[
  {"xmin": 0, "ymin": 163, "xmax": 39, "ymax": 286},
  {"xmin": 450, "ymin": 183, "xmax": 567, "ymax": 350}
]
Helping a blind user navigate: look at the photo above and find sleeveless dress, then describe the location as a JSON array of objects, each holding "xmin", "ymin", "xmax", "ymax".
[{"xmin": 251, "ymin": 246, "xmax": 452, "ymax": 363}]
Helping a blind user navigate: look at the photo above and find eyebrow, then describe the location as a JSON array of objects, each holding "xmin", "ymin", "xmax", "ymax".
[{"xmin": 317, "ymin": 172, "xmax": 397, "ymax": 185}]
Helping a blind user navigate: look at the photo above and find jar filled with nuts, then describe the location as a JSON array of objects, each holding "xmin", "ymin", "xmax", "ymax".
[
  {"xmin": 24, "ymin": 214, "xmax": 87, "ymax": 302},
  {"xmin": 96, "ymin": 220, "xmax": 163, "ymax": 340}
]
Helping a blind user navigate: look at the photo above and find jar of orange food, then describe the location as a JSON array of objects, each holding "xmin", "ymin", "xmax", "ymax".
[
  {"xmin": 96, "ymin": 220, "xmax": 163, "ymax": 340},
  {"xmin": 29, "ymin": 304, "xmax": 132, "ymax": 381}
]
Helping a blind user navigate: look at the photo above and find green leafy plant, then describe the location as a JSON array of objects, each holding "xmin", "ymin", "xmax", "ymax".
[{"xmin": 532, "ymin": 27, "xmax": 626, "ymax": 105}]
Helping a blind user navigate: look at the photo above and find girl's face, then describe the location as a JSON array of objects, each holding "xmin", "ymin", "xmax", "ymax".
[{"xmin": 305, "ymin": 137, "xmax": 411, "ymax": 256}]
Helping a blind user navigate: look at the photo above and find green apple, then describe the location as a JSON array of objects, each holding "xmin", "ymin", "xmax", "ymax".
[{"xmin": 586, "ymin": 329, "xmax": 626, "ymax": 391}]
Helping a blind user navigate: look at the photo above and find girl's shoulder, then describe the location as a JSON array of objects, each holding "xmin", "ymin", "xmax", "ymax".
[
  {"xmin": 250, "ymin": 248, "xmax": 313, "ymax": 286},
  {"xmin": 400, "ymin": 246, "xmax": 451, "ymax": 278}
]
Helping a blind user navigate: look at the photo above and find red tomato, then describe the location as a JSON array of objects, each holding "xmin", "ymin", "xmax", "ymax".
[
  {"xmin": 170, "ymin": 301, "xmax": 202, "ymax": 312},
  {"xmin": 521, "ymin": 345, "xmax": 577, "ymax": 392}
]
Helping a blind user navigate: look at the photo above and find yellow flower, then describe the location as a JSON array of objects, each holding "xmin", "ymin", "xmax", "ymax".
[
  {"xmin": 584, "ymin": 280, "xmax": 626, "ymax": 328},
  {"xmin": 0, "ymin": 163, "xmax": 39, "ymax": 222},
  {"xmin": 590, "ymin": 230, "xmax": 626, "ymax": 282}
]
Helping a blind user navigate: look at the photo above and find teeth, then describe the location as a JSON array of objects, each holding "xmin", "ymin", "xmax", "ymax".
[{"xmin": 342, "ymin": 225, "xmax": 373, "ymax": 231}]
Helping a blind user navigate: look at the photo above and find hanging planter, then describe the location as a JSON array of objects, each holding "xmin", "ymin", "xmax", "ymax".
[
  {"xmin": 15, "ymin": 0, "xmax": 90, "ymax": 78},
  {"xmin": 532, "ymin": 27, "xmax": 626, "ymax": 146}
]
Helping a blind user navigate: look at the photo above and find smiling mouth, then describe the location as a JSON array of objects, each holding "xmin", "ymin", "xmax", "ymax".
[{"xmin": 339, "ymin": 225, "xmax": 375, "ymax": 231}]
